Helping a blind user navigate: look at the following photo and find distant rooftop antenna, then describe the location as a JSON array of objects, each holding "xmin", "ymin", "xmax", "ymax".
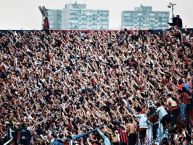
[
  {"xmin": 39, "ymin": 6, "xmax": 48, "ymax": 18},
  {"xmin": 39, "ymin": 6, "xmax": 49, "ymax": 30}
]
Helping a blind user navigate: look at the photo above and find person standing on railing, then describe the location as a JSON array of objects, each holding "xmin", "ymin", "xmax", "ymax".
[{"xmin": 173, "ymin": 15, "xmax": 183, "ymax": 29}]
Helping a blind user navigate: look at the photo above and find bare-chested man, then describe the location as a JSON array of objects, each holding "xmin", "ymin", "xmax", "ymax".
[
  {"xmin": 166, "ymin": 94, "xmax": 179, "ymax": 127},
  {"xmin": 126, "ymin": 117, "xmax": 137, "ymax": 145}
]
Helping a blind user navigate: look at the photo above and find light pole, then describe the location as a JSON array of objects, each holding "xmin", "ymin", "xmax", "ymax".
[{"xmin": 168, "ymin": 2, "xmax": 176, "ymax": 21}]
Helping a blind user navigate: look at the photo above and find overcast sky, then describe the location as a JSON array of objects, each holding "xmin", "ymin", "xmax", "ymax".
[{"xmin": 0, "ymin": 0, "xmax": 192, "ymax": 30}]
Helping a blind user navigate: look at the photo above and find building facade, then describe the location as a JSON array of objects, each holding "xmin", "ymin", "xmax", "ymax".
[
  {"xmin": 47, "ymin": 9, "xmax": 62, "ymax": 30},
  {"xmin": 48, "ymin": 3, "xmax": 109, "ymax": 30},
  {"xmin": 121, "ymin": 5, "xmax": 169, "ymax": 29},
  {"xmin": 61, "ymin": 3, "xmax": 109, "ymax": 30}
]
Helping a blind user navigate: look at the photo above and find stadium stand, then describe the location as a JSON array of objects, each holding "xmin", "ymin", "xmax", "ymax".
[{"xmin": 0, "ymin": 27, "xmax": 192, "ymax": 145}]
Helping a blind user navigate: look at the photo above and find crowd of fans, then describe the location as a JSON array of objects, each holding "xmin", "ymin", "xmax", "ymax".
[{"xmin": 0, "ymin": 27, "xmax": 192, "ymax": 145}]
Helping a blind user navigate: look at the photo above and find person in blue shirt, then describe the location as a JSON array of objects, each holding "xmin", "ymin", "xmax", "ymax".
[
  {"xmin": 97, "ymin": 128, "xmax": 111, "ymax": 145},
  {"xmin": 51, "ymin": 139, "xmax": 64, "ymax": 145}
]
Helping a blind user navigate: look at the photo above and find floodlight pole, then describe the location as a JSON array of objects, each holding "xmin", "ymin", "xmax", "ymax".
[
  {"xmin": 171, "ymin": 3, "xmax": 176, "ymax": 19},
  {"xmin": 168, "ymin": 3, "xmax": 176, "ymax": 20}
]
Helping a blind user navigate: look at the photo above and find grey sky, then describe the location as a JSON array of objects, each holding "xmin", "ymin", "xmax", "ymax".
[{"xmin": 0, "ymin": 0, "xmax": 192, "ymax": 30}]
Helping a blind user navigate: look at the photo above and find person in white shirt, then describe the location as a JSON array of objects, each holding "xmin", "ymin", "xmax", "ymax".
[
  {"xmin": 156, "ymin": 102, "xmax": 169, "ymax": 131},
  {"xmin": 135, "ymin": 109, "xmax": 148, "ymax": 145}
]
